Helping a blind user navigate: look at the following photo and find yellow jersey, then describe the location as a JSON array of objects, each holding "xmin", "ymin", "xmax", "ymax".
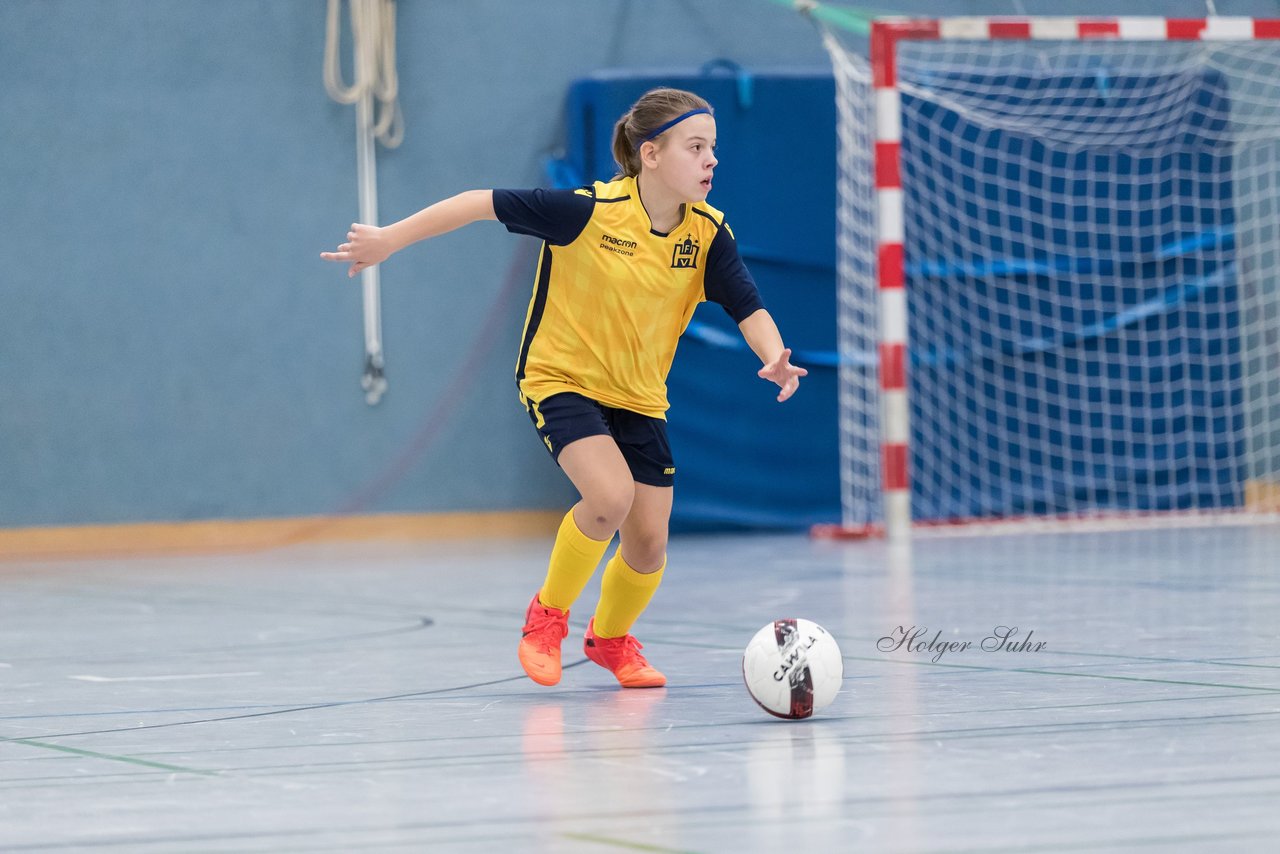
[{"xmin": 493, "ymin": 175, "xmax": 764, "ymax": 418}]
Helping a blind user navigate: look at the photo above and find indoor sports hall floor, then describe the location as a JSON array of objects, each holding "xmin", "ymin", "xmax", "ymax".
[{"xmin": 2, "ymin": 523, "xmax": 1278, "ymax": 852}]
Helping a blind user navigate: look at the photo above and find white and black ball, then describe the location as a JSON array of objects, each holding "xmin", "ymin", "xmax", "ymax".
[{"xmin": 742, "ymin": 619, "xmax": 843, "ymax": 719}]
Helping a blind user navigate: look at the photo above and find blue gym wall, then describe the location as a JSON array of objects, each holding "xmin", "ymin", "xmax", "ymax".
[{"xmin": 2, "ymin": 0, "xmax": 1275, "ymax": 529}]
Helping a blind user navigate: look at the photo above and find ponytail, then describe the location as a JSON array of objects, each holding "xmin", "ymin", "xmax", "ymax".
[{"xmin": 612, "ymin": 111, "xmax": 640, "ymax": 178}]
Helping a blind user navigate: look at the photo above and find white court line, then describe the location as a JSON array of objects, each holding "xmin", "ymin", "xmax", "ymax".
[{"xmin": 68, "ymin": 672, "xmax": 261, "ymax": 682}]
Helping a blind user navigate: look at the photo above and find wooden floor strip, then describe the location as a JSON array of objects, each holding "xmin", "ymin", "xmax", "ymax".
[{"xmin": 0, "ymin": 510, "xmax": 564, "ymax": 562}]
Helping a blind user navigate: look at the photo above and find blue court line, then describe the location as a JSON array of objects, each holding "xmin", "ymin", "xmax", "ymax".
[
  {"xmin": 5, "ymin": 617, "xmax": 435, "ymax": 667},
  {"xmin": 948, "ymin": 829, "xmax": 1277, "ymax": 854},
  {"xmin": 1, "ymin": 659, "xmax": 593, "ymax": 743},
  {"xmin": 1041, "ymin": 649, "xmax": 1280, "ymax": 671},
  {"xmin": 94, "ymin": 691, "xmax": 1270, "ymax": 767},
  {"xmin": 57, "ymin": 711, "xmax": 1271, "ymax": 779},
  {"xmin": 0, "ymin": 702, "xmax": 328, "ymax": 722},
  {"xmin": 848, "ymin": 653, "xmax": 1280, "ymax": 693},
  {"xmin": 643, "ymin": 624, "xmax": 1280, "ymax": 674}
]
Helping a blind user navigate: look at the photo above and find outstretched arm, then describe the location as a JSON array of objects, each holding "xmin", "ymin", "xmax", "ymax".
[
  {"xmin": 320, "ymin": 189, "xmax": 497, "ymax": 277},
  {"xmin": 738, "ymin": 308, "xmax": 808, "ymax": 402}
]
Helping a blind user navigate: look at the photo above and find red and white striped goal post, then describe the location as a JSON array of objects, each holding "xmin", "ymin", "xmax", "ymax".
[{"xmin": 817, "ymin": 17, "xmax": 1280, "ymax": 542}]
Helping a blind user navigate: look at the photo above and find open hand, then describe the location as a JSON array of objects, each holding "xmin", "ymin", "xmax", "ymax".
[
  {"xmin": 758, "ymin": 347, "xmax": 808, "ymax": 402},
  {"xmin": 320, "ymin": 223, "xmax": 394, "ymax": 278}
]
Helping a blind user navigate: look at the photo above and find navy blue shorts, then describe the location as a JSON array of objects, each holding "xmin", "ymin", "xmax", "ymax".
[{"xmin": 525, "ymin": 392, "xmax": 675, "ymax": 487}]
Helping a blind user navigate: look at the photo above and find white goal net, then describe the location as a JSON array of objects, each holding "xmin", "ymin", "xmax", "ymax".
[{"xmin": 824, "ymin": 20, "xmax": 1280, "ymax": 533}]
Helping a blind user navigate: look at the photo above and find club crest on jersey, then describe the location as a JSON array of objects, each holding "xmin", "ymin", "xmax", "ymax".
[{"xmin": 671, "ymin": 235, "xmax": 700, "ymax": 269}]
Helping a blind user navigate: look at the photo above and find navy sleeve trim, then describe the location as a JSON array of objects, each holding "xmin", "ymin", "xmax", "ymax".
[
  {"xmin": 703, "ymin": 222, "xmax": 765, "ymax": 324},
  {"xmin": 493, "ymin": 188, "xmax": 594, "ymax": 246},
  {"xmin": 692, "ymin": 207, "xmax": 721, "ymax": 227}
]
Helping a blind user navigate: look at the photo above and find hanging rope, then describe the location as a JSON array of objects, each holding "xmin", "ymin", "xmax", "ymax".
[{"xmin": 324, "ymin": 0, "xmax": 403, "ymax": 148}]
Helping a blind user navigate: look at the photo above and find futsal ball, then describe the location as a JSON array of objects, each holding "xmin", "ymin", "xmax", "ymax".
[{"xmin": 742, "ymin": 619, "xmax": 843, "ymax": 720}]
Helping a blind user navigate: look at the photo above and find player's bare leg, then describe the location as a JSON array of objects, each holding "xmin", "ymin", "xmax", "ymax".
[
  {"xmin": 584, "ymin": 482, "xmax": 671, "ymax": 688},
  {"xmin": 519, "ymin": 436, "xmax": 633, "ymax": 685},
  {"xmin": 557, "ymin": 436, "xmax": 636, "ymax": 541}
]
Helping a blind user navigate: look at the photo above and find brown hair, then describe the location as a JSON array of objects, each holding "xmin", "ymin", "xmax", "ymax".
[{"xmin": 611, "ymin": 88, "xmax": 713, "ymax": 178}]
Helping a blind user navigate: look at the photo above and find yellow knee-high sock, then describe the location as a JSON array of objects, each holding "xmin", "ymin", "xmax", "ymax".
[
  {"xmin": 592, "ymin": 551, "xmax": 665, "ymax": 639},
  {"xmin": 538, "ymin": 509, "xmax": 612, "ymax": 612}
]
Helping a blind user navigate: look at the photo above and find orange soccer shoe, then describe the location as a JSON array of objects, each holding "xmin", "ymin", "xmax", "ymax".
[
  {"xmin": 518, "ymin": 593, "xmax": 570, "ymax": 686},
  {"xmin": 583, "ymin": 618, "xmax": 666, "ymax": 688}
]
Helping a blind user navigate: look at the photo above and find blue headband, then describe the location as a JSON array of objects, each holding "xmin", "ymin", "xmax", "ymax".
[{"xmin": 640, "ymin": 108, "xmax": 712, "ymax": 143}]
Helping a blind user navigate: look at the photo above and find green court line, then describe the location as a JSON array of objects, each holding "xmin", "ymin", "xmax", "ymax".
[
  {"xmin": 559, "ymin": 832, "xmax": 703, "ymax": 854},
  {"xmin": 9, "ymin": 738, "xmax": 220, "ymax": 776}
]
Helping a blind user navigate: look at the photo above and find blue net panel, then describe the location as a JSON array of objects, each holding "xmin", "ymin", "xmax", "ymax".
[{"xmin": 900, "ymin": 64, "xmax": 1246, "ymax": 518}]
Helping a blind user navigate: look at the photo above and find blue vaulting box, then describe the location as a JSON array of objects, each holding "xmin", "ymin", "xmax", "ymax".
[{"xmin": 548, "ymin": 64, "xmax": 842, "ymax": 530}]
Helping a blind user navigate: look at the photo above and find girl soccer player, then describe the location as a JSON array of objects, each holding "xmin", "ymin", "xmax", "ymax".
[{"xmin": 321, "ymin": 88, "xmax": 806, "ymax": 689}]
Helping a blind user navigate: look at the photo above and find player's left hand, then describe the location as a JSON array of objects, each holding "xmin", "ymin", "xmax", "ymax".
[
  {"xmin": 320, "ymin": 223, "xmax": 395, "ymax": 278},
  {"xmin": 758, "ymin": 348, "xmax": 808, "ymax": 403}
]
